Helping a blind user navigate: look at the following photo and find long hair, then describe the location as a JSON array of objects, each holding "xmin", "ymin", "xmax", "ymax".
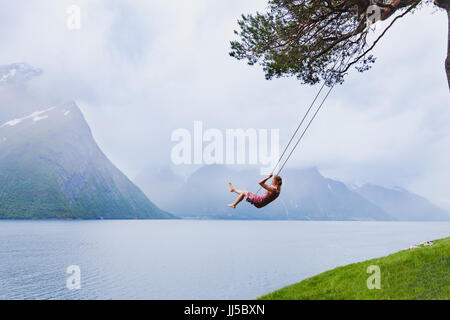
[{"xmin": 273, "ymin": 175, "xmax": 282, "ymax": 190}]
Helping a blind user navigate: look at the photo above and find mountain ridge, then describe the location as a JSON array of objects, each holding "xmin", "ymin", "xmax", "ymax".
[
  {"xmin": 135, "ymin": 164, "xmax": 450, "ymax": 221},
  {"xmin": 353, "ymin": 183, "xmax": 450, "ymax": 221}
]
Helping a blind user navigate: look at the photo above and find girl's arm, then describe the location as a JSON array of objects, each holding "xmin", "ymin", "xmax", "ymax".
[{"xmin": 259, "ymin": 173, "xmax": 277, "ymax": 193}]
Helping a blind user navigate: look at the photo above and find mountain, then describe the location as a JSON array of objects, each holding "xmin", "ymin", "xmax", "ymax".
[
  {"xmin": 0, "ymin": 63, "xmax": 175, "ymax": 219},
  {"xmin": 135, "ymin": 166, "xmax": 185, "ymax": 210},
  {"xmin": 135, "ymin": 165, "xmax": 450, "ymax": 221},
  {"xmin": 353, "ymin": 184, "xmax": 450, "ymax": 221},
  {"xmin": 135, "ymin": 165, "xmax": 393, "ymax": 220},
  {"xmin": 278, "ymin": 168, "xmax": 393, "ymax": 220}
]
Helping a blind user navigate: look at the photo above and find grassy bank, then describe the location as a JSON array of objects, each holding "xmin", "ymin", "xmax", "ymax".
[{"xmin": 258, "ymin": 237, "xmax": 449, "ymax": 300}]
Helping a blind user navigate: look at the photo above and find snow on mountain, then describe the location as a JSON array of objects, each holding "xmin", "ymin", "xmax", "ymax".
[
  {"xmin": 0, "ymin": 107, "xmax": 54, "ymax": 128},
  {"xmin": 0, "ymin": 63, "xmax": 42, "ymax": 85}
]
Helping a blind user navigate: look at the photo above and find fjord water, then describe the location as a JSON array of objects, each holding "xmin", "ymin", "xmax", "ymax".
[{"xmin": 0, "ymin": 220, "xmax": 448, "ymax": 300}]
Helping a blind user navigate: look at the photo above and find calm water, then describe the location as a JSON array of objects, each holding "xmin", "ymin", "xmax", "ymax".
[{"xmin": 0, "ymin": 220, "xmax": 448, "ymax": 300}]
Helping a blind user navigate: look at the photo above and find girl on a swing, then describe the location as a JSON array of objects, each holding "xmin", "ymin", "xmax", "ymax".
[{"xmin": 228, "ymin": 173, "xmax": 282, "ymax": 208}]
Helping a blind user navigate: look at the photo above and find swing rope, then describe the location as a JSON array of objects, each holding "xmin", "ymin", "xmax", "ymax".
[
  {"xmin": 253, "ymin": 13, "xmax": 372, "ymax": 195},
  {"xmin": 276, "ymin": 82, "xmax": 334, "ymax": 175},
  {"xmin": 252, "ymin": 5, "xmax": 413, "ymax": 194},
  {"xmin": 269, "ymin": 58, "xmax": 341, "ymax": 176},
  {"xmin": 254, "ymin": 72, "xmax": 338, "ymax": 195},
  {"xmin": 255, "ymin": 50, "xmax": 353, "ymax": 195}
]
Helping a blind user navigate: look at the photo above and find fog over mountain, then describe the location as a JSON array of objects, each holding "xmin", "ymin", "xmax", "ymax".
[
  {"xmin": 353, "ymin": 184, "xmax": 450, "ymax": 221},
  {"xmin": 2, "ymin": 63, "xmax": 448, "ymax": 221},
  {"xmin": 0, "ymin": 63, "xmax": 175, "ymax": 219},
  {"xmin": 135, "ymin": 164, "xmax": 450, "ymax": 221}
]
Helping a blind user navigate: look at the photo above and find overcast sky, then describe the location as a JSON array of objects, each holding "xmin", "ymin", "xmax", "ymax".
[{"xmin": 0, "ymin": 0, "xmax": 449, "ymax": 208}]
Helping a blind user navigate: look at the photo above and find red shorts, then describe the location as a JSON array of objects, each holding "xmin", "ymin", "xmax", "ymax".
[{"xmin": 246, "ymin": 192, "xmax": 264, "ymax": 208}]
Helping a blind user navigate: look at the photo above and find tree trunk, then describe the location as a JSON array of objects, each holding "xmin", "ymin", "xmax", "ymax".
[
  {"xmin": 446, "ymin": 7, "xmax": 450, "ymax": 91},
  {"xmin": 435, "ymin": 0, "xmax": 450, "ymax": 90}
]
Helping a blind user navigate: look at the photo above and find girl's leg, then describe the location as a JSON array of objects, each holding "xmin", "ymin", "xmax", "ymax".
[
  {"xmin": 228, "ymin": 192, "xmax": 247, "ymax": 208},
  {"xmin": 228, "ymin": 182, "xmax": 248, "ymax": 208},
  {"xmin": 228, "ymin": 182, "xmax": 246, "ymax": 195}
]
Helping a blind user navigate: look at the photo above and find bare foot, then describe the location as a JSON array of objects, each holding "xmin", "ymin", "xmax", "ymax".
[
  {"xmin": 228, "ymin": 204, "xmax": 236, "ymax": 208},
  {"xmin": 228, "ymin": 182, "xmax": 235, "ymax": 193}
]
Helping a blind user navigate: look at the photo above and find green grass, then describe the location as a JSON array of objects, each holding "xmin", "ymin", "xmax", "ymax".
[{"xmin": 258, "ymin": 237, "xmax": 450, "ymax": 300}]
